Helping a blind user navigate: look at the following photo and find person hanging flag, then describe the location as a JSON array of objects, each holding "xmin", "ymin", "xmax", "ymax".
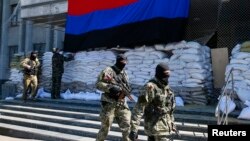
[{"xmin": 64, "ymin": 0, "xmax": 190, "ymax": 52}]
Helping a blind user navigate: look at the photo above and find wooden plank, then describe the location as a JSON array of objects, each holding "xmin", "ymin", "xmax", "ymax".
[{"xmin": 211, "ymin": 48, "xmax": 229, "ymax": 88}]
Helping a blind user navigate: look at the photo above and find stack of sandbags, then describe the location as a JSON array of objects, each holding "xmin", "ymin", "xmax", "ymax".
[
  {"xmin": 39, "ymin": 41, "xmax": 213, "ymax": 101},
  {"xmin": 171, "ymin": 87, "xmax": 208, "ymax": 105},
  {"xmin": 7, "ymin": 54, "xmax": 25, "ymax": 94},
  {"xmin": 39, "ymin": 52, "xmax": 53, "ymax": 92},
  {"xmin": 225, "ymin": 43, "xmax": 250, "ymax": 108},
  {"xmin": 167, "ymin": 41, "xmax": 212, "ymax": 105},
  {"xmin": 226, "ymin": 44, "xmax": 250, "ymax": 90},
  {"xmin": 124, "ymin": 47, "xmax": 170, "ymax": 95},
  {"xmin": 8, "ymin": 68, "xmax": 23, "ymax": 93},
  {"xmin": 40, "ymin": 51, "xmax": 116, "ymax": 93}
]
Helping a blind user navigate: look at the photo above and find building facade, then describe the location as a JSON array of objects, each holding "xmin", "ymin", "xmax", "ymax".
[{"xmin": 0, "ymin": 0, "xmax": 65, "ymax": 83}]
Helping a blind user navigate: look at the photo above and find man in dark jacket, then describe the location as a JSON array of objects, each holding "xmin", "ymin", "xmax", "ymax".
[{"xmin": 51, "ymin": 48, "xmax": 65, "ymax": 99}]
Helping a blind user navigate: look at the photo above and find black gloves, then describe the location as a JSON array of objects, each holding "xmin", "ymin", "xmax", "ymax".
[
  {"xmin": 109, "ymin": 85, "xmax": 122, "ymax": 100},
  {"xmin": 129, "ymin": 131, "xmax": 138, "ymax": 141}
]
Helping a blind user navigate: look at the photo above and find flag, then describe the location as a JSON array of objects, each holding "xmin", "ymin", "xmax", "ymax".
[{"xmin": 64, "ymin": 0, "xmax": 190, "ymax": 52}]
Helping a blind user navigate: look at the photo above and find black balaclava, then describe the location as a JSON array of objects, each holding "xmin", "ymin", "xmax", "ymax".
[
  {"xmin": 155, "ymin": 63, "xmax": 170, "ymax": 85},
  {"xmin": 30, "ymin": 51, "xmax": 38, "ymax": 61},
  {"xmin": 115, "ymin": 54, "xmax": 127, "ymax": 71}
]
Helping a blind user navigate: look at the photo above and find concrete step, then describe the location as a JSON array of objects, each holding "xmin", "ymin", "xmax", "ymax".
[
  {"xmin": 9, "ymin": 98, "xmax": 220, "ymax": 116},
  {"xmin": 0, "ymin": 107, "xmax": 208, "ymax": 140},
  {"xmin": 0, "ymin": 122, "xmax": 186, "ymax": 141},
  {"xmin": 0, "ymin": 103, "xmax": 208, "ymax": 131},
  {"xmin": 1, "ymin": 100, "xmax": 249, "ymax": 125},
  {"xmin": 1, "ymin": 110, "xmax": 207, "ymax": 139},
  {"xmin": 0, "ymin": 115, "xmax": 149, "ymax": 141},
  {"xmin": 0, "ymin": 123, "xmax": 98, "ymax": 141},
  {"xmin": 4, "ymin": 98, "xmax": 248, "ymax": 140}
]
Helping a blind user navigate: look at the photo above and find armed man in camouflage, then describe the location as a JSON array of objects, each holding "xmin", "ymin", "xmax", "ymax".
[
  {"xmin": 20, "ymin": 51, "xmax": 40, "ymax": 102},
  {"xmin": 129, "ymin": 63, "xmax": 176, "ymax": 141},
  {"xmin": 51, "ymin": 48, "xmax": 65, "ymax": 99},
  {"xmin": 95, "ymin": 54, "xmax": 131, "ymax": 141}
]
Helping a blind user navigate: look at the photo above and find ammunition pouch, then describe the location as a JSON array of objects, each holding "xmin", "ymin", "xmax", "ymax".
[
  {"xmin": 24, "ymin": 68, "xmax": 37, "ymax": 75},
  {"xmin": 105, "ymin": 92, "xmax": 120, "ymax": 101}
]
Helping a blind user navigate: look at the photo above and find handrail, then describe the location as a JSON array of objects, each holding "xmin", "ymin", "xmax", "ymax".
[{"xmin": 215, "ymin": 67, "xmax": 234, "ymax": 125}]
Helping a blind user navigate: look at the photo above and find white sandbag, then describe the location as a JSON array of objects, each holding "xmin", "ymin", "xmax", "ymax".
[
  {"xmin": 164, "ymin": 44, "xmax": 176, "ymax": 51},
  {"xmin": 187, "ymin": 69, "xmax": 207, "ymax": 74},
  {"xmin": 182, "ymin": 83, "xmax": 204, "ymax": 87},
  {"xmin": 231, "ymin": 44, "xmax": 241, "ymax": 55},
  {"xmin": 228, "ymin": 76, "xmax": 244, "ymax": 81},
  {"xmin": 186, "ymin": 41, "xmax": 201, "ymax": 49},
  {"xmin": 236, "ymin": 88, "xmax": 250, "ymax": 102},
  {"xmin": 154, "ymin": 58, "xmax": 169, "ymax": 64},
  {"xmin": 190, "ymin": 73, "xmax": 206, "ymax": 80},
  {"xmin": 175, "ymin": 96, "xmax": 184, "ymax": 106},
  {"xmin": 186, "ymin": 62, "xmax": 204, "ymax": 69},
  {"xmin": 230, "ymin": 58, "xmax": 249, "ymax": 65},
  {"xmin": 183, "ymin": 78, "xmax": 203, "ymax": 84},
  {"xmin": 144, "ymin": 47, "xmax": 155, "ymax": 52},
  {"xmin": 174, "ymin": 40, "xmax": 187, "ymax": 49},
  {"xmin": 233, "ymin": 52, "xmax": 250, "ymax": 59},
  {"xmin": 170, "ymin": 64, "xmax": 184, "ymax": 70},
  {"xmin": 237, "ymin": 107, "xmax": 250, "ymax": 120},
  {"xmin": 179, "ymin": 54, "xmax": 203, "ymax": 62},
  {"xmin": 169, "ymin": 54, "xmax": 180, "ymax": 62},
  {"xmin": 245, "ymin": 100, "xmax": 250, "ymax": 107},
  {"xmin": 154, "ymin": 44, "xmax": 165, "ymax": 50},
  {"xmin": 149, "ymin": 51, "xmax": 167, "ymax": 59},
  {"xmin": 127, "ymin": 56, "xmax": 143, "ymax": 60},
  {"xmin": 173, "ymin": 48, "xmax": 200, "ymax": 54},
  {"xmin": 225, "ymin": 64, "xmax": 248, "ymax": 73},
  {"xmin": 218, "ymin": 96, "xmax": 236, "ymax": 114},
  {"xmin": 127, "ymin": 60, "xmax": 142, "ymax": 65},
  {"xmin": 143, "ymin": 59, "xmax": 154, "ymax": 64},
  {"xmin": 243, "ymin": 72, "xmax": 250, "ymax": 79},
  {"xmin": 125, "ymin": 51, "xmax": 148, "ymax": 57}
]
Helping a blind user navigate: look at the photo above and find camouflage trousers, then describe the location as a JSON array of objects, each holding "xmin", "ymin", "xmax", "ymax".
[
  {"xmin": 96, "ymin": 101, "xmax": 131, "ymax": 141},
  {"xmin": 22, "ymin": 74, "xmax": 38, "ymax": 100},
  {"xmin": 51, "ymin": 75, "xmax": 62, "ymax": 99},
  {"xmin": 148, "ymin": 135, "xmax": 169, "ymax": 141}
]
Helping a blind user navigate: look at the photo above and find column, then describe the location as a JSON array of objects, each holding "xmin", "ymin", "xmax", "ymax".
[
  {"xmin": 18, "ymin": 19, "xmax": 25, "ymax": 53},
  {"xmin": 0, "ymin": 0, "xmax": 10, "ymax": 80},
  {"xmin": 24, "ymin": 20, "xmax": 33, "ymax": 55},
  {"xmin": 53, "ymin": 26, "xmax": 63, "ymax": 49},
  {"xmin": 45, "ymin": 24, "xmax": 53, "ymax": 52}
]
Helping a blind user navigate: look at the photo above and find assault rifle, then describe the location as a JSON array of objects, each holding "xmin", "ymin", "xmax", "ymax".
[
  {"xmin": 23, "ymin": 64, "xmax": 38, "ymax": 75},
  {"xmin": 104, "ymin": 74, "xmax": 134, "ymax": 102},
  {"xmin": 170, "ymin": 127, "xmax": 181, "ymax": 141}
]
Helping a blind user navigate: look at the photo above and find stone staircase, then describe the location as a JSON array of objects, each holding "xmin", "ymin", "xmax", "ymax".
[{"xmin": 0, "ymin": 99, "xmax": 249, "ymax": 141}]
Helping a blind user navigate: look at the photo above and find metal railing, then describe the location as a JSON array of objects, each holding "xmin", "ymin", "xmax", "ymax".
[{"xmin": 215, "ymin": 68, "xmax": 234, "ymax": 125}]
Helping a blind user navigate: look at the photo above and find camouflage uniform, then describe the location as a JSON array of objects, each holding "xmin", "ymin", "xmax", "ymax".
[
  {"xmin": 51, "ymin": 52, "xmax": 64, "ymax": 99},
  {"xmin": 130, "ymin": 77, "xmax": 176, "ymax": 141},
  {"xmin": 96, "ymin": 66, "xmax": 131, "ymax": 141},
  {"xmin": 20, "ymin": 57, "xmax": 40, "ymax": 101}
]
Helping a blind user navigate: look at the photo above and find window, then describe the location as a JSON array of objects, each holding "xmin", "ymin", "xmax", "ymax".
[
  {"xmin": 33, "ymin": 43, "xmax": 46, "ymax": 55},
  {"xmin": 10, "ymin": 4, "xmax": 19, "ymax": 26}
]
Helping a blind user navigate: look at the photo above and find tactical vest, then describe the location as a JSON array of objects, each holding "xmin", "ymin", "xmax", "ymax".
[
  {"xmin": 144, "ymin": 79, "xmax": 174, "ymax": 123},
  {"xmin": 24, "ymin": 60, "xmax": 38, "ymax": 75}
]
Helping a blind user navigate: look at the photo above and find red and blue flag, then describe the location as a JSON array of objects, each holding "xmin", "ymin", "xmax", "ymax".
[{"xmin": 64, "ymin": 0, "xmax": 190, "ymax": 52}]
